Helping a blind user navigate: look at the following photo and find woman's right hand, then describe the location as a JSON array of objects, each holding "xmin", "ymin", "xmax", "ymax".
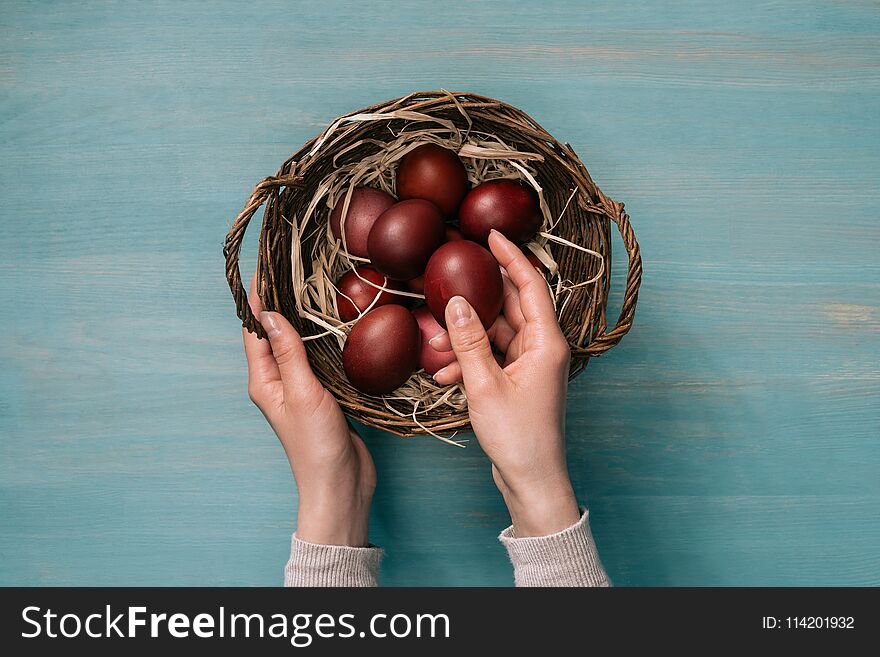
[{"xmin": 429, "ymin": 230, "xmax": 581, "ymax": 537}]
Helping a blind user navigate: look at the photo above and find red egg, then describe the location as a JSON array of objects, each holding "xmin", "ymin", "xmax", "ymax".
[
  {"xmin": 329, "ymin": 186, "xmax": 396, "ymax": 258},
  {"xmin": 459, "ymin": 179, "xmax": 542, "ymax": 245},
  {"xmin": 336, "ymin": 266, "xmax": 406, "ymax": 323},
  {"xmin": 396, "ymin": 144, "xmax": 468, "ymax": 216},
  {"xmin": 424, "ymin": 240, "xmax": 503, "ymax": 329},
  {"xmin": 523, "ymin": 249, "xmax": 549, "ymax": 274},
  {"xmin": 445, "ymin": 225, "xmax": 464, "ymax": 241},
  {"xmin": 367, "ymin": 199, "xmax": 446, "ymax": 280},
  {"xmin": 412, "ymin": 306, "xmax": 457, "ymax": 375},
  {"xmin": 406, "ymin": 227, "xmax": 461, "ymax": 293},
  {"xmin": 407, "ymin": 275, "xmax": 425, "ymax": 294},
  {"xmin": 342, "ymin": 305, "xmax": 419, "ymax": 396}
]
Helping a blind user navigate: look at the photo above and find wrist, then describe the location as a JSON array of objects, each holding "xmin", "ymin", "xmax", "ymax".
[
  {"xmin": 296, "ymin": 490, "xmax": 372, "ymax": 547},
  {"xmin": 501, "ymin": 477, "xmax": 580, "ymax": 538}
]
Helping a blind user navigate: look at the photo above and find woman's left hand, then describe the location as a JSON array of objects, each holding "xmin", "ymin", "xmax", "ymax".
[{"xmin": 242, "ymin": 273, "xmax": 376, "ymax": 546}]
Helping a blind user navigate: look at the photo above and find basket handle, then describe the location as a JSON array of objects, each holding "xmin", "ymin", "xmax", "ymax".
[
  {"xmin": 223, "ymin": 172, "xmax": 303, "ymax": 339},
  {"xmin": 579, "ymin": 197, "xmax": 643, "ymax": 357}
]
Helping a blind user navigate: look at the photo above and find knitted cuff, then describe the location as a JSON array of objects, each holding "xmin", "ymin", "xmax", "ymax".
[
  {"xmin": 284, "ymin": 534, "xmax": 383, "ymax": 587},
  {"xmin": 499, "ymin": 508, "xmax": 610, "ymax": 587}
]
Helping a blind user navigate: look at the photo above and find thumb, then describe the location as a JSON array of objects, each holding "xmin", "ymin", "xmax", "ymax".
[
  {"xmin": 259, "ymin": 311, "xmax": 320, "ymax": 394},
  {"xmin": 445, "ymin": 296, "xmax": 501, "ymax": 391}
]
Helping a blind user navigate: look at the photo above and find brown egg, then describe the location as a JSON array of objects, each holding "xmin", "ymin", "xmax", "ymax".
[
  {"xmin": 523, "ymin": 249, "xmax": 549, "ymax": 274},
  {"xmin": 412, "ymin": 306, "xmax": 457, "ymax": 375},
  {"xmin": 445, "ymin": 225, "xmax": 465, "ymax": 241},
  {"xmin": 459, "ymin": 179, "xmax": 542, "ymax": 245},
  {"xmin": 406, "ymin": 225, "xmax": 461, "ymax": 293},
  {"xmin": 407, "ymin": 275, "xmax": 425, "ymax": 294},
  {"xmin": 396, "ymin": 144, "xmax": 468, "ymax": 216},
  {"xmin": 336, "ymin": 266, "xmax": 407, "ymax": 323},
  {"xmin": 342, "ymin": 305, "xmax": 419, "ymax": 396},
  {"xmin": 367, "ymin": 199, "xmax": 446, "ymax": 280},
  {"xmin": 329, "ymin": 186, "xmax": 396, "ymax": 258},
  {"xmin": 424, "ymin": 240, "xmax": 503, "ymax": 329}
]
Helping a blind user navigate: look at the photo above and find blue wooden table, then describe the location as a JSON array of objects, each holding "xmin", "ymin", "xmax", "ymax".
[{"xmin": 1, "ymin": 0, "xmax": 878, "ymax": 586}]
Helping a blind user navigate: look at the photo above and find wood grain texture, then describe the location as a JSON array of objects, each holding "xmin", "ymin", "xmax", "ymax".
[{"xmin": 1, "ymin": 0, "xmax": 878, "ymax": 585}]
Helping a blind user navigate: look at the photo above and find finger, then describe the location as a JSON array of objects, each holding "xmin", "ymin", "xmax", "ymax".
[
  {"xmin": 432, "ymin": 307, "xmax": 517, "ymax": 354},
  {"xmin": 259, "ymin": 310, "xmax": 322, "ymax": 400},
  {"xmin": 444, "ymin": 296, "xmax": 502, "ymax": 391},
  {"xmin": 489, "ymin": 315, "xmax": 516, "ymax": 354},
  {"xmin": 243, "ymin": 272, "xmax": 280, "ymax": 386},
  {"xmin": 432, "ymin": 276, "xmax": 524, "ymax": 355},
  {"xmin": 248, "ymin": 271, "xmax": 264, "ymax": 316},
  {"xmin": 433, "ymin": 353, "xmax": 505, "ymax": 385},
  {"xmin": 489, "ymin": 230, "xmax": 557, "ymax": 327},
  {"xmin": 502, "ymin": 332, "xmax": 525, "ymax": 364},
  {"xmin": 501, "ymin": 272, "xmax": 526, "ymax": 331},
  {"xmin": 432, "ymin": 360, "xmax": 461, "ymax": 385},
  {"xmin": 428, "ymin": 330, "xmax": 451, "ymax": 353}
]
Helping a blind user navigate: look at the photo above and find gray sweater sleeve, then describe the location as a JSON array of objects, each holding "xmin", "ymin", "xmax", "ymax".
[
  {"xmin": 284, "ymin": 534, "xmax": 383, "ymax": 587},
  {"xmin": 498, "ymin": 508, "xmax": 610, "ymax": 587},
  {"xmin": 283, "ymin": 507, "xmax": 608, "ymax": 587}
]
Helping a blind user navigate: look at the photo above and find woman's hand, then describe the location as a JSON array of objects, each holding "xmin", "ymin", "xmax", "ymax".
[
  {"xmin": 242, "ymin": 273, "xmax": 376, "ymax": 547},
  {"xmin": 430, "ymin": 231, "xmax": 581, "ymax": 537}
]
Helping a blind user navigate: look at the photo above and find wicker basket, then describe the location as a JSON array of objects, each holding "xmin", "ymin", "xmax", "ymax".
[{"xmin": 224, "ymin": 91, "xmax": 641, "ymax": 439}]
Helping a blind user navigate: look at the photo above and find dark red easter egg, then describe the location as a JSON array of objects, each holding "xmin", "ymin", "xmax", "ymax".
[
  {"xmin": 424, "ymin": 240, "xmax": 503, "ymax": 329},
  {"xmin": 396, "ymin": 144, "xmax": 468, "ymax": 216},
  {"xmin": 523, "ymin": 249, "xmax": 549, "ymax": 274},
  {"xmin": 329, "ymin": 186, "xmax": 396, "ymax": 258},
  {"xmin": 459, "ymin": 179, "xmax": 542, "ymax": 245},
  {"xmin": 367, "ymin": 199, "xmax": 446, "ymax": 280},
  {"xmin": 445, "ymin": 225, "xmax": 464, "ymax": 241},
  {"xmin": 336, "ymin": 266, "xmax": 407, "ymax": 323},
  {"xmin": 407, "ymin": 227, "xmax": 462, "ymax": 293},
  {"xmin": 412, "ymin": 306, "xmax": 457, "ymax": 375},
  {"xmin": 407, "ymin": 275, "xmax": 425, "ymax": 294},
  {"xmin": 342, "ymin": 305, "xmax": 419, "ymax": 396}
]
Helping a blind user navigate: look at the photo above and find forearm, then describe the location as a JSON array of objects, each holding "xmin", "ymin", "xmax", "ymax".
[
  {"xmin": 284, "ymin": 534, "xmax": 383, "ymax": 587},
  {"xmin": 499, "ymin": 507, "xmax": 610, "ymax": 587}
]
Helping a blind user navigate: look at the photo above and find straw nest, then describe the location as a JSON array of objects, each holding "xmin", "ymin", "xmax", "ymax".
[{"xmin": 224, "ymin": 91, "xmax": 641, "ymax": 443}]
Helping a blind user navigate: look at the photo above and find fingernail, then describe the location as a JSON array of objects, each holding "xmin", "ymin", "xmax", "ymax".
[
  {"xmin": 432, "ymin": 366, "xmax": 449, "ymax": 382},
  {"xmin": 448, "ymin": 296, "xmax": 472, "ymax": 327},
  {"xmin": 428, "ymin": 333, "xmax": 445, "ymax": 347},
  {"xmin": 259, "ymin": 311, "xmax": 281, "ymax": 338}
]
